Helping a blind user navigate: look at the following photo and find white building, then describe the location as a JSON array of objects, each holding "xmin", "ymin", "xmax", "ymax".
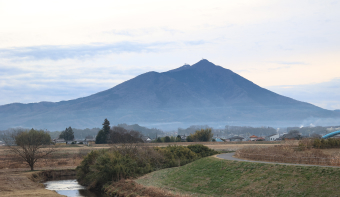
[{"xmin": 266, "ymin": 134, "xmax": 280, "ymax": 141}]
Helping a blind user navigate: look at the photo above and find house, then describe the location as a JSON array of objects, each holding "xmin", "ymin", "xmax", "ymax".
[
  {"xmin": 229, "ymin": 136, "xmax": 244, "ymax": 142},
  {"xmin": 266, "ymin": 134, "xmax": 280, "ymax": 141},
  {"xmin": 53, "ymin": 138, "xmax": 66, "ymax": 144},
  {"xmin": 141, "ymin": 136, "xmax": 152, "ymax": 143},
  {"xmin": 84, "ymin": 137, "xmax": 96, "ymax": 145},
  {"xmin": 178, "ymin": 135, "xmax": 187, "ymax": 142},
  {"xmin": 281, "ymin": 132, "xmax": 302, "ymax": 140},
  {"xmin": 66, "ymin": 141, "xmax": 74, "ymax": 144},
  {"xmin": 256, "ymin": 137, "xmax": 265, "ymax": 141},
  {"xmin": 76, "ymin": 140, "xmax": 86, "ymax": 144},
  {"xmin": 249, "ymin": 135, "xmax": 258, "ymax": 141},
  {"xmin": 212, "ymin": 137, "xmax": 224, "ymax": 142}
]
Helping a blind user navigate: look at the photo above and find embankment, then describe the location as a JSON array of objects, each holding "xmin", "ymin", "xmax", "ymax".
[
  {"xmin": 0, "ymin": 168, "xmax": 76, "ymax": 197},
  {"xmin": 136, "ymin": 156, "xmax": 340, "ymax": 196}
]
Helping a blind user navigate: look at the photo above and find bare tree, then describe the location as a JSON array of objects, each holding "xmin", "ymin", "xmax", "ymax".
[
  {"xmin": 1, "ymin": 128, "xmax": 56, "ymax": 171},
  {"xmin": 107, "ymin": 126, "xmax": 145, "ymax": 157},
  {"xmin": 108, "ymin": 126, "xmax": 143, "ymax": 144}
]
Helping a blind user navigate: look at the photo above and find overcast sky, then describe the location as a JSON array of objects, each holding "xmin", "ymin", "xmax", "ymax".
[{"xmin": 0, "ymin": 0, "xmax": 339, "ymax": 110}]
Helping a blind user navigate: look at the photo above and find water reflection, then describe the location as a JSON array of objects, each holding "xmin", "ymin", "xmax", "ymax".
[{"xmin": 44, "ymin": 179, "xmax": 108, "ymax": 197}]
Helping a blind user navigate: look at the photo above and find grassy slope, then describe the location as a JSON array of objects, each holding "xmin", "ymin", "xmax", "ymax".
[{"xmin": 136, "ymin": 156, "xmax": 340, "ymax": 197}]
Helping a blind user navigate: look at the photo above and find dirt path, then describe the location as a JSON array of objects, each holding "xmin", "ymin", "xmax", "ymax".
[
  {"xmin": 216, "ymin": 153, "xmax": 340, "ymax": 168},
  {"xmin": 0, "ymin": 166, "xmax": 76, "ymax": 197}
]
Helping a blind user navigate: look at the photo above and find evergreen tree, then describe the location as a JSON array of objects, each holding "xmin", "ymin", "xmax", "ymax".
[
  {"xmin": 59, "ymin": 127, "xmax": 74, "ymax": 141},
  {"xmin": 95, "ymin": 119, "xmax": 111, "ymax": 144},
  {"xmin": 103, "ymin": 118, "xmax": 110, "ymax": 135},
  {"xmin": 95, "ymin": 130, "xmax": 107, "ymax": 144}
]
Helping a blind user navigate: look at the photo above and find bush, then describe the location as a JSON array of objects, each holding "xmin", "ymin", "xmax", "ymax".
[
  {"xmin": 187, "ymin": 144, "xmax": 218, "ymax": 158},
  {"xmin": 77, "ymin": 149, "xmax": 103, "ymax": 186},
  {"xmin": 155, "ymin": 145, "xmax": 197, "ymax": 167},
  {"xmin": 298, "ymin": 138, "xmax": 313, "ymax": 151},
  {"xmin": 76, "ymin": 144, "xmax": 217, "ymax": 190},
  {"xmin": 313, "ymin": 138, "xmax": 340, "ymax": 149}
]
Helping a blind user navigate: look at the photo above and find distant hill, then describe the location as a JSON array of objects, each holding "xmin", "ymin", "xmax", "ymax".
[{"xmin": 0, "ymin": 59, "xmax": 339, "ymax": 130}]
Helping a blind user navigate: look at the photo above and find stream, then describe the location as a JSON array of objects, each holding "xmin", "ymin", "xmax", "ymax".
[{"xmin": 44, "ymin": 179, "xmax": 109, "ymax": 197}]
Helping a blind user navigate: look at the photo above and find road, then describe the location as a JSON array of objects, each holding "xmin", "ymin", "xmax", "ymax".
[{"xmin": 216, "ymin": 152, "xmax": 340, "ymax": 168}]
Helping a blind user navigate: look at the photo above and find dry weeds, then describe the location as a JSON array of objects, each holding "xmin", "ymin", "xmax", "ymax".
[
  {"xmin": 0, "ymin": 141, "xmax": 282, "ymax": 170},
  {"xmin": 0, "ymin": 169, "xmax": 64, "ymax": 197},
  {"xmin": 0, "ymin": 146, "xmax": 93, "ymax": 170},
  {"xmin": 235, "ymin": 143, "xmax": 340, "ymax": 166}
]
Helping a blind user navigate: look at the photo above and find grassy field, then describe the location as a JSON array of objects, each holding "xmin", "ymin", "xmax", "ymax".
[{"xmin": 136, "ymin": 156, "xmax": 340, "ymax": 197}]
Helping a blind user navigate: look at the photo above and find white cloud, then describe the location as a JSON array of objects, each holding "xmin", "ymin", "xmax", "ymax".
[{"xmin": 0, "ymin": 0, "xmax": 339, "ymax": 106}]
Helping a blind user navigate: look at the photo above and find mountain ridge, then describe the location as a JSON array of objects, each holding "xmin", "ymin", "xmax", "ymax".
[{"xmin": 0, "ymin": 59, "xmax": 338, "ymax": 130}]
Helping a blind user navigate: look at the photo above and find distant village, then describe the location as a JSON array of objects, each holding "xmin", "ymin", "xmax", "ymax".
[{"xmin": 31, "ymin": 124, "xmax": 340, "ymax": 145}]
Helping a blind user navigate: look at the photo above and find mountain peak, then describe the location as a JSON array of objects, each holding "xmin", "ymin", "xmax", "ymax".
[{"xmin": 192, "ymin": 59, "xmax": 216, "ymax": 67}]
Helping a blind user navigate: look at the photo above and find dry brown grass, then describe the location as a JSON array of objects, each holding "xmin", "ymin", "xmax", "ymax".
[
  {"xmin": 105, "ymin": 179, "xmax": 191, "ymax": 197},
  {"xmin": 0, "ymin": 169, "xmax": 64, "ymax": 197},
  {"xmin": 235, "ymin": 143, "xmax": 340, "ymax": 166},
  {"xmin": 0, "ymin": 141, "xmax": 282, "ymax": 170},
  {"xmin": 137, "ymin": 141, "xmax": 284, "ymax": 152},
  {"xmin": 0, "ymin": 146, "xmax": 95, "ymax": 170}
]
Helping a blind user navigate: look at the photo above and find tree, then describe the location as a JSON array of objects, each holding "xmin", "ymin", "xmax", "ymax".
[
  {"xmin": 1, "ymin": 128, "xmax": 55, "ymax": 171},
  {"xmin": 187, "ymin": 128, "xmax": 213, "ymax": 142},
  {"xmin": 156, "ymin": 137, "xmax": 162, "ymax": 143},
  {"xmin": 95, "ymin": 130, "xmax": 107, "ymax": 144},
  {"xmin": 103, "ymin": 118, "xmax": 110, "ymax": 135},
  {"xmin": 59, "ymin": 127, "xmax": 74, "ymax": 141},
  {"xmin": 164, "ymin": 136, "xmax": 171, "ymax": 142},
  {"xmin": 108, "ymin": 127, "xmax": 143, "ymax": 144},
  {"xmin": 186, "ymin": 135, "xmax": 193, "ymax": 142},
  {"xmin": 176, "ymin": 135, "xmax": 182, "ymax": 142},
  {"xmin": 95, "ymin": 119, "xmax": 111, "ymax": 144}
]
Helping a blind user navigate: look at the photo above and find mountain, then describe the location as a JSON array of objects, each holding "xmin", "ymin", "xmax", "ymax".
[{"xmin": 0, "ymin": 59, "xmax": 339, "ymax": 130}]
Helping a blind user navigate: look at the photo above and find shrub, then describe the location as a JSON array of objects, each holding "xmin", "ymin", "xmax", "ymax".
[
  {"xmin": 76, "ymin": 149, "xmax": 104, "ymax": 186},
  {"xmin": 76, "ymin": 144, "xmax": 216, "ymax": 190},
  {"xmin": 298, "ymin": 138, "xmax": 313, "ymax": 151},
  {"xmin": 313, "ymin": 138, "xmax": 340, "ymax": 149},
  {"xmin": 313, "ymin": 138, "xmax": 322, "ymax": 149},
  {"xmin": 187, "ymin": 144, "xmax": 218, "ymax": 158},
  {"xmin": 155, "ymin": 145, "xmax": 197, "ymax": 167}
]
